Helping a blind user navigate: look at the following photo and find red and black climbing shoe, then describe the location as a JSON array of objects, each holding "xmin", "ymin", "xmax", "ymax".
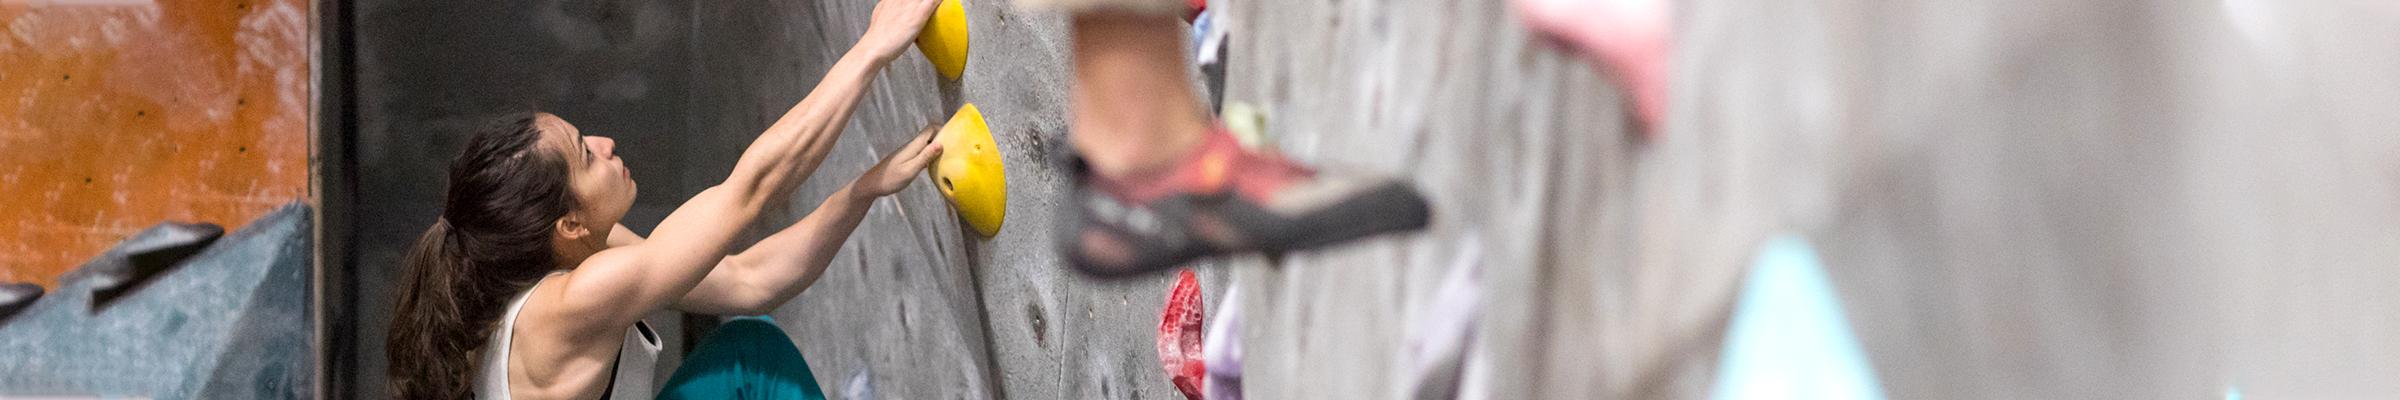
[{"xmin": 1061, "ymin": 127, "xmax": 1433, "ymax": 278}]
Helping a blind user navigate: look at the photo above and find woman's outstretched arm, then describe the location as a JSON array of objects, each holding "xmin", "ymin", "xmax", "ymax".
[
  {"xmin": 543, "ymin": 0, "xmax": 943, "ymax": 334},
  {"xmin": 675, "ymin": 126, "xmax": 942, "ymax": 315}
]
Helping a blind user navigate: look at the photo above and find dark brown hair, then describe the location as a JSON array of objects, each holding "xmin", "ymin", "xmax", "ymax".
[{"xmin": 388, "ymin": 112, "xmax": 580, "ymax": 399}]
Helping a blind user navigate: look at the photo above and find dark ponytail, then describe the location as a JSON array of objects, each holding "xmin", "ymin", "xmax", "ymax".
[{"xmin": 389, "ymin": 113, "xmax": 580, "ymax": 399}]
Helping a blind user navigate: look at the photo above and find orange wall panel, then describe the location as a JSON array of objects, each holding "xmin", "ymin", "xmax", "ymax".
[{"xmin": 0, "ymin": 0, "xmax": 310, "ymax": 287}]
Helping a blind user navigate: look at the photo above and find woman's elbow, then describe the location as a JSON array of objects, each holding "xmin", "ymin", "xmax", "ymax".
[
  {"xmin": 729, "ymin": 286, "xmax": 782, "ymax": 316},
  {"xmin": 732, "ymin": 303, "xmax": 777, "ymax": 316},
  {"xmin": 738, "ymin": 280, "xmax": 816, "ymax": 315}
]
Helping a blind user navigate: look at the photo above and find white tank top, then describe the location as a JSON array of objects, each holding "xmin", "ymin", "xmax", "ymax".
[{"xmin": 477, "ymin": 274, "xmax": 662, "ymax": 399}]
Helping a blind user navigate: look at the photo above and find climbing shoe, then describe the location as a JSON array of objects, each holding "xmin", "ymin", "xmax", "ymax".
[{"xmin": 1060, "ymin": 127, "xmax": 1432, "ymax": 278}]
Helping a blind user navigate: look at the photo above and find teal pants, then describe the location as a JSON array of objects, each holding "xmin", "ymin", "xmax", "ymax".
[{"xmin": 658, "ymin": 317, "xmax": 826, "ymax": 400}]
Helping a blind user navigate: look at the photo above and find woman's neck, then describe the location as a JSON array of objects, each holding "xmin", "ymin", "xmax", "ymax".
[{"xmin": 551, "ymin": 233, "xmax": 608, "ymax": 269}]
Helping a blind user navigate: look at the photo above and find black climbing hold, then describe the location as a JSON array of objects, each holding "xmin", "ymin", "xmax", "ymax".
[
  {"xmin": 90, "ymin": 221, "xmax": 225, "ymax": 307},
  {"xmin": 0, "ymin": 282, "xmax": 42, "ymax": 324}
]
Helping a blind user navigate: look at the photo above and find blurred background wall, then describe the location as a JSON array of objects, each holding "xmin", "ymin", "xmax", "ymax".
[
  {"xmin": 0, "ymin": 0, "xmax": 310, "ymax": 287},
  {"xmin": 0, "ymin": 1, "xmax": 316, "ymax": 398}
]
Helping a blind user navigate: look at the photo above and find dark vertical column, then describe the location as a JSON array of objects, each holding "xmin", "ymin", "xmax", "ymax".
[{"xmin": 311, "ymin": 0, "xmax": 358, "ymax": 397}]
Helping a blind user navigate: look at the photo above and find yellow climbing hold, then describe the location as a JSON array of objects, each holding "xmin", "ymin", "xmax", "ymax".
[
  {"xmin": 931, "ymin": 103, "xmax": 1006, "ymax": 237},
  {"xmin": 916, "ymin": 0, "xmax": 970, "ymax": 80}
]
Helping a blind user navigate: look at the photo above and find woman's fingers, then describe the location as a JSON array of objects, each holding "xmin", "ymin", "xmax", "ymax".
[
  {"xmin": 909, "ymin": 142, "xmax": 944, "ymax": 171},
  {"xmin": 866, "ymin": 0, "xmax": 938, "ymax": 55},
  {"xmin": 911, "ymin": 124, "xmax": 939, "ymax": 151},
  {"xmin": 884, "ymin": 125, "xmax": 933, "ymax": 160},
  {"xmin": 909, "ymin": 124, "xmax": 944, "ymax": 165},
  {"xmin": 886, "ymin": 125, "xmax": 941, "ymax": 172},
  {"xmin": 874, "ymin": 0, "xmax": 941, "ymax": 35},
  {"xmin": 857, "ymin": 125, "xmax": 946, "ymax": 196}
]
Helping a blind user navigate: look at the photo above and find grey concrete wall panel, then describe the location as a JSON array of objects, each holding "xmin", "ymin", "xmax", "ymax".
[
  {"xmin": 1217, "ymin": 0, "xmax": 1673, "ymax": 398},
  {"xmin": 1220, "ymin": 0, "xmax": 2400, "ymax": 398},
  {"xmin": 0, "ymin": 203, "xmax": 314, "ymax": 399},
  {"xmin": 734, "ymin": 1, "xmax": 1222, "ymax": 399},
  {"xmin": 1648, "ymin": 0, "xmax": 2400, "ymax": 398}
]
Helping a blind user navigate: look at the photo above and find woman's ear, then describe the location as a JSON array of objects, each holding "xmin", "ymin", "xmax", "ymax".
[{"xmin": 554, "ymin": 213, "xmax": 591, "ymax": 242}]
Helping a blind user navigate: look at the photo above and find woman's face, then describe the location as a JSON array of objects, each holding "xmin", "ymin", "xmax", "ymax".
[{"xmin": 537, "ymin": 113, "xmax": 637, "ymax": 232}]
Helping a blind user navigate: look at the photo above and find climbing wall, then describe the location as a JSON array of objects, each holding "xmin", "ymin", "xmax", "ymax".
[
  {"xmin": 0, "ymin": 0, "xmax": 312, "ymax": 287},
  {"xmin": 1672, "ymin": 0, "xmax": 2400, "ymax": 397},
  {"xmin": 344, "ymin": 1, "xmax": 1206, "ymax": 398},
  {"xmin": 1221, "ymin": 0, "xmax": 2400, "ymax": 398},
  {"xmin": 748, "ymin": 1, "xmax": 1230, "ymax": 398},
  {"xmin": 695, "ymin": 1, "xmax": 1002, "ymax": 398},
  {"xmin": 0, "ymin": 204, "xmax": 315, "ymax": 398},
  {"xmin": 1217, "ymin": 0, "xmax": 1669, "ymax": 398},
  {"xmin": 341, "ymin": 0, "xmax": 2400, "ymax": 398}
]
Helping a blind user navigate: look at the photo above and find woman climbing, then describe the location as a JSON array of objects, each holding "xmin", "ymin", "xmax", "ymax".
[{"xmin": 383, "ymin": 0, "xmax": 944, "ymax": 398}]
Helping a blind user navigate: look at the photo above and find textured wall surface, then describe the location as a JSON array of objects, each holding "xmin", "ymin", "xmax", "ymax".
[
  {"xmin": 1223, "ymin": 0, "xmax": 2400, "ymax": 398},
  {"xmin": 1733, "ymin": 1, "xmax": 2400, "ymax": 398},
  {"xmin": 749, "ymin": 1, "xmax": 1230, "ymax": 398},
  {"xmin": 0, "ymin": 204, "xmax": 314, "ymax": 398},
  {"xmin": 1218, "ymin": 0, "xmax": 1655, "ymax": 398},
  {"xmin": 0, "ymin": 0, "xmax": 311, "ymax": 287}
]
